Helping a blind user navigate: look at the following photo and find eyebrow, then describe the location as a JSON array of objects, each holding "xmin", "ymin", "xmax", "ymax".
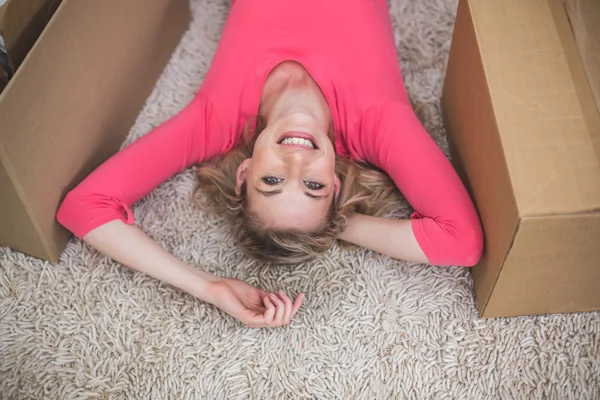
[{"xmin": 254, "ymin": 187, "xmax": 329, "ymax": 200}]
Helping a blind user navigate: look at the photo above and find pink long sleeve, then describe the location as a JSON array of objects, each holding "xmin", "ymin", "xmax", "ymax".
[
  {"xmin": 57, "ymin": 93, "xmax": 229, "ymax": 239},
  {"xmin": 357, "ymin": 102, "xmax": 484, "ymax": 266}
]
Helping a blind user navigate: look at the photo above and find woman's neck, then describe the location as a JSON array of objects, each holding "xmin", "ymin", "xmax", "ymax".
[{"xmin": 259, "ymin": 62, "xmax": 332, "ymax": 135}]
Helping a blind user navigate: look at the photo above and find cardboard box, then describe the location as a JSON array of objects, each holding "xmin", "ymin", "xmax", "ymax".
[
  {"xmin": 0, "ymin": 0, "xmax": 190, "ymax": 262},
  {"xmin": 442, "ymin": 0, "xmax": 600, "ymax": 317}
]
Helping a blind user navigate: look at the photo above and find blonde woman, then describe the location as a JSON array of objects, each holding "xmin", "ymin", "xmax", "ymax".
[{"xmin": 57, "ymin": 0, "xmax": 483, "ymax": 328}]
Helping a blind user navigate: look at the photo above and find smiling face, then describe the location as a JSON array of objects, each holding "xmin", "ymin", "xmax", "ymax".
[{"xmin": 235, "ymin": 112, "xmax": 339, "ymax": 232}]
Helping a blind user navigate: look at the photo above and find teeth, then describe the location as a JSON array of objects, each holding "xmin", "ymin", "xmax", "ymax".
[{"xmin": 281, "ymin": 137, "xmax": 315, "ymax": 149}]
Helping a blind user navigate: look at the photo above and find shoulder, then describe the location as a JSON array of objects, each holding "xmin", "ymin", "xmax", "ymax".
[
  {"xmin": 356, "ymin": 101, "xmax": 413, "ymax": 133},
  {"xmin": 187, "ymin": 92, "xmax": 244, "ymax": 158}
]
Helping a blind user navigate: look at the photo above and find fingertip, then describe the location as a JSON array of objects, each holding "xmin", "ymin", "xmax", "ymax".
[
  {"xmin": 271, "ymin": 293, "xmax": 285, "ymax": 306},
  {"xmin": 291, "ymin": 295, "xmax": 303, "ymax": 315},
  {"xmin": 277, "ymin": 290, "xmax": 287, "ymax": 299}
]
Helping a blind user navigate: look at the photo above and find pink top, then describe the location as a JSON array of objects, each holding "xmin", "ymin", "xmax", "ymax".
[{"xmin": 57, "ymin": 0, "xmax": 483, "ymax": 266}]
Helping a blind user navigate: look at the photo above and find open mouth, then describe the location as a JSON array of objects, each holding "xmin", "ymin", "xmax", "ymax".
[{"xmin": 277, "ymin": 132, "xmax": 319, "ymax": 149}]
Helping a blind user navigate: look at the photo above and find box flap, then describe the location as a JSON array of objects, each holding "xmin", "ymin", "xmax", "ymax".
[{"xmin": 469, "ymin": 0, "xmax": 600, "ymax": 217}]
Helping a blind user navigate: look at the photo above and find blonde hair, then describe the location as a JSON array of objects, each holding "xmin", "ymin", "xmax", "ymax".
[{"xmin": 194, "ymin": 116, "xmax": 402, "ymax": 264}]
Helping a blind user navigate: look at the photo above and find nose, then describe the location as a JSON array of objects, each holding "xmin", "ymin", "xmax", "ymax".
[
  {"xmin": 283, "ymin": 151, "xmax": 305, "ymax": 174},
  {"xmin": 282, "ymin": 150, "xmax": 317, "ymax": 182}
]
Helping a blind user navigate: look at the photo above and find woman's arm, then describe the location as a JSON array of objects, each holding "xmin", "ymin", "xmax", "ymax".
[
  {"xmin": 84, "ymin": 220, "xmax": 217, "ymax": 299},
  {"xmin": 338, "ymin": 213, "xmax": 428, "ymax": 264},
  {"xmin": 85, "ymin": 220, "xmax": 303, "ymax": 328},
  {"xmin": 348, "ymin": 102, "xmax": 483, "ymax": 267}
]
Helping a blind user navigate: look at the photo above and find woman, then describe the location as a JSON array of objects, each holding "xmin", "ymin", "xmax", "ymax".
[{"xmin": 57, "ymin": 0, "xmax": 484, "ymax": 328}]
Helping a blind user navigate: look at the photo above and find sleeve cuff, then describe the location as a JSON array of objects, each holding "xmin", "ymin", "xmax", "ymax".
[
  {"xmin": 57, "ymin": 194, "xmax": 136, "ymax": 240},
  {"xmin": 410, "ymin": 212, "xmax": 438, "ymax": 264}
]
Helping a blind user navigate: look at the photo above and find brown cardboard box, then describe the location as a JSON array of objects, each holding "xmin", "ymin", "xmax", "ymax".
[
  {"xmin": 564, "ymin": 0, "xmax": 600, "ymax": 117},
  {"xmin": 442, "ymin": 0, "xmax": 600, "ymax": 318},
  {"xmin": 0, "ymin": 0, "xmax": 190, "ymax": 262}
]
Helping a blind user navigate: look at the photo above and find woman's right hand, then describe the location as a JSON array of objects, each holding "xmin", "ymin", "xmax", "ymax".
[{"xmin": 204, "ymin": 277, "xmax": 305, "ymax": 328}]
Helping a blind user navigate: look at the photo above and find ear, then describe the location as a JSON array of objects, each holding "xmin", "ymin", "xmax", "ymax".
[
  {"xmin": 235, "ymin": 158, "xmax": 252, "ymax": 196},
  {"xmin": 334, "ymin": 173, "xmax": 341, "ymax": 201}
]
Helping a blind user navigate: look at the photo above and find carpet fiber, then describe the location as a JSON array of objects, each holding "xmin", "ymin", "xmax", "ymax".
[{"xmin": 1, "ymin": 0, "xmax": 599, "ymax": 399}]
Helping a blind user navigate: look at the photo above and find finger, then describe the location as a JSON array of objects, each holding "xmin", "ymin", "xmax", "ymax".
[
  {"xmin": 291, "ymin": 292, "xmax": 305, "ymax": 319},
  {"xmin": 269, "ymin": 293, "xmax": 285, "ymax": 325},
  {"xmin": 277, "ymin": 290, "xmax": 293, "ymax": 324},
  {"xmin": 263, "ymin": 296, "xmax": 276, "ymax": 323}
]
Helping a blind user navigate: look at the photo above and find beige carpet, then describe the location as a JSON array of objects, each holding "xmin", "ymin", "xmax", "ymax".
[{"xmin": 2, "ymin": 0, "xmax": 600, "ymax": 399}]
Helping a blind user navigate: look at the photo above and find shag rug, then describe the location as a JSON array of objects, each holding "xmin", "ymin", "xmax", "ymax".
[{"xmin": 1, "ymin": 0, "xmax": 599, "ymax": 399}]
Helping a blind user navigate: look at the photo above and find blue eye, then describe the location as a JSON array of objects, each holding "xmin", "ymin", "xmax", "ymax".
[
  {"xmin": 304, "ymin": 181, "xmax": 324, "ymax": 190},
  {"xmin": 262, "ymin": 176, "xmax": 283, "ymax": 185}
]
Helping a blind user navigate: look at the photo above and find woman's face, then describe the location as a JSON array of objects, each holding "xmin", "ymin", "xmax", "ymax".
[{"xmin": 236, "ymin": 113, "xmax": 339, "ymax": 232}]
